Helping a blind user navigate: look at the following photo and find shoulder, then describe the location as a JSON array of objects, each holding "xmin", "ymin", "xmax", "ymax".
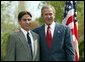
[
  {"xmin": 9, "ymin": 31, "xmax": 20, "ymax": 39},
  {"xmin": 32, "ymin": 25, "xmax": 44, "ymax": 33},
  {"xmin": 31, "ymin": 31, "xmax": 39, "ymax": 37},
  {"xmin": 33, "ymin": 25, "xmax": 44, "ymax": 30},
  {"xmin": 56, "ymin": 22, "xmax": 70, "ymax": 30}
]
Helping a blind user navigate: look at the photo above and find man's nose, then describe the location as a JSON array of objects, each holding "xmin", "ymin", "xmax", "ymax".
[
  {"xmin": 26, "ymin": 20, "xmax": 30, "ymax": 24},
  {"xmin": 47, "ymin": 15, "xmax": 51, "ymax": 18}
]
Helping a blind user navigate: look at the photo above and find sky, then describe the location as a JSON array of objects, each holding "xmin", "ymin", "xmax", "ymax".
[{"xmin": 1, "ymin": 1, "xmax": 42, "ymax": 21}]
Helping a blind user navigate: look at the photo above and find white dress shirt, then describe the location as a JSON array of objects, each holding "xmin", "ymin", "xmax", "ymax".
[
  {"xmin": 21, "ymin": 28, "xmax": 34, "ymax": 57},
  {"xmin": 45, "ymin": 21, "xmax": 56, "ymax": 38}
]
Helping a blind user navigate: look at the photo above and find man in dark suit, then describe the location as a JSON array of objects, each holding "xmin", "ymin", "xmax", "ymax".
[
  {"xmin": 33, "ymin": 5, "xmax": 74, "ymax": 61},
  {"xmin": 5, "ymin": 11, "xmax": 39, "ymax": 61}
]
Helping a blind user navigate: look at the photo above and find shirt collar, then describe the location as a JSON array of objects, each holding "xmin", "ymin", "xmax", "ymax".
[
  {"xmin": 21, "ymin": 28, "xmax": 31, "ymax": 36},
  {"xmin": 45, "ymin": 21, "xmax": 55, "ymax": 30}
]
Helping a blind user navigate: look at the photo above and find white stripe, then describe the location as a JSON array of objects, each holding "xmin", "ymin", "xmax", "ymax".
[
  {"xmin": 72, "ymin": 35, "xmax": 77, "ymax": 43},
  {"xmin": 66, "ymin": 9, "xmax": 74, "ymax": 20},
  {"xmin": 62, "ymin": 9, "xmax": 74, "ymax": 25},
  {"xmin": 72, "ymin": 35, "xmax": 79, "ymax": 58},
  {"xmin": 67, "ymin": 21, "xmax": 74, "ymax": 29},
  {"xmin": 75, "ymin": 22, "xmax": 78, "ymax": 30}
]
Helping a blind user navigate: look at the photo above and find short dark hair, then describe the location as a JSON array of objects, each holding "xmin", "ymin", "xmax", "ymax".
[{"xmin": 18, "ymin": 11, "xmax": 32, "ymax": 21}]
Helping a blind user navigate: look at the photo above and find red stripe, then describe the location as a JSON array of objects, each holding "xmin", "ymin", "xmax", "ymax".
[
  {"xmin": 63, "ymin": 2, "xmax": 79, "ymax": 61},
  {"xmin": 74, "ymin": 23, "xmax": 79, "ymax": 40},
  {"xmin": 75, "ymin": 49, "xmax": 79, "ymax": 61},
  {"xmin": 68, "ymin": 16, "xmax": 79, "ymax": 61},
  {"xmin": 70, "ymin": 24, "xmax": 79, "ymax": 41},
  {"xmin": 73, "ymin": 40, "xmax": 79, "ymax": 61},
  {"xmin": 66, "ymin": 16, "xmax": 74, "ymax": 25}
]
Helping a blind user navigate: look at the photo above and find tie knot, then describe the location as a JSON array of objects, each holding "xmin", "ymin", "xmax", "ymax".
[
  {"xmin": 47, "ymin": 25, "xmax": 50, "ymax": 29},
  {"xmin": 27, "ymin": 32, "xmax": 31, "ymax": 44},
  {"xmin": 27, "ymin": 32, "xmax": 29, "ymax": 36},
  {"xmin": 27, "ymin": 32, "xmax": 30, "ymax": 40}
]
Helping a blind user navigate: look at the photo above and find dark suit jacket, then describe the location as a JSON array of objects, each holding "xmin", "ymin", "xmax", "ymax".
[
  {"xmin": 33, "ymin": 22, "xmax": 74, "ymax": 61},
  {"xmin": 5, "ymin": 30, "xmax": 39, "ymax": 61}
]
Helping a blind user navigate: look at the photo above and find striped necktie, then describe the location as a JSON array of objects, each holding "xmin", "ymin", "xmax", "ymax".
[{"xmin": 27, "ymin": 32, "xmax": 33, "ymax": 58}]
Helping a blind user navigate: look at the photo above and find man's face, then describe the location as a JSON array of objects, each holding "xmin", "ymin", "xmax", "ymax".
[
  {"xmin": 42, "ymin": 8, "xmax": 55, "ymax": 25},
  {"xmin": 19, "ymin": 14, "xmax": 32, "ymax": 31}
]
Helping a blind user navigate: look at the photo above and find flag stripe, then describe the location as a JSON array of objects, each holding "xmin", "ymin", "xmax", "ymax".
[
  {"xmin": 66, "ymin": 16, "xmax": 74, "ymax": 25},
  {"xmin": 62, "ymin": 1, "xmax": 79, "ymax": 61}
]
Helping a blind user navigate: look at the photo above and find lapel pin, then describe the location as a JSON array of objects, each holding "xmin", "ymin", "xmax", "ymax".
[{"xmin": 58, "ymin": 30, "xmax": 60, "ymax": 33}]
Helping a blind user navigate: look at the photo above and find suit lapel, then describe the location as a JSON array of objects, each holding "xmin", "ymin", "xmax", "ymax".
[
  {"xmin": 53, "ymin": 23, "xmax": 59, "ymax": 41},
  {"xmin": 31, "ymin": 31, "xmax": 36, "ymax": 56},
  {"xmin": 41, "ymin": 25, "xmax": 49, "ymax": 51},
  {"xmin": 30, "ymin": 31, "xmax": 38, "ymax": 60},
  {"xmin": 52, "ymin": 23, "xmax": 62, "ymax": 49},
  {"xmin": 18, "ymin": 30, "xmax": 30, "ymax": 53}
]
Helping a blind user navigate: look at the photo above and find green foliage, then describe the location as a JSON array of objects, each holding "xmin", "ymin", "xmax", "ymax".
[
  {"xmin": 1, "ymin": 20, "xmax": 18, "ymax": 61},
  {"xmin": 38, "ymin": 17, "xmax": 44, "ymax": 25},
  {"xmin": 1, "ymin": 1, "xmax": 12, "ymax": 22},
  {"xmin": 1, "ymin": 21, "xmax": 17, "ymax": 32},
  {"xmin": 79, "ymin": 39, "xmax": 84, "ymax": 61},
  {"xmin": 77, "ymin": 1, "xmax": 84, "ymax": 36},
  {"xmin": 1, "ymin": 32, "xmax": 10, "ymax": 61},
  {"xmin": 1, "ymin": 21, "xmax": 17, "ymax": 61}
]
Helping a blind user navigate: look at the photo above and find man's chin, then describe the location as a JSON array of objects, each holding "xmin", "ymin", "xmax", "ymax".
[
  {"xmin": 24, "ymin": 27, "xmax": 30, "ymax": 31},
  {"xmin": 46, "ymin": 22, "xmax": 52, "ymax": 25}
]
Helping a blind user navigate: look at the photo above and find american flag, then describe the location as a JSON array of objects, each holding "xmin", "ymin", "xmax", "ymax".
[{"xmin": 62, "ymin": 1, "xmax": 79, "ymax": 61}]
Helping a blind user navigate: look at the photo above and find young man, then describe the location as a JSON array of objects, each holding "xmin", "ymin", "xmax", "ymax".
[{"xmin": 5, "ymin": 11, "xmax": 39, "ymax": 61}]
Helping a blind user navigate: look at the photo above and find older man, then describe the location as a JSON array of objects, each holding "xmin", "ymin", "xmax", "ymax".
[{"xmin": 33, "ymin": 5, "xmax": 74, "ymax": 61}]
